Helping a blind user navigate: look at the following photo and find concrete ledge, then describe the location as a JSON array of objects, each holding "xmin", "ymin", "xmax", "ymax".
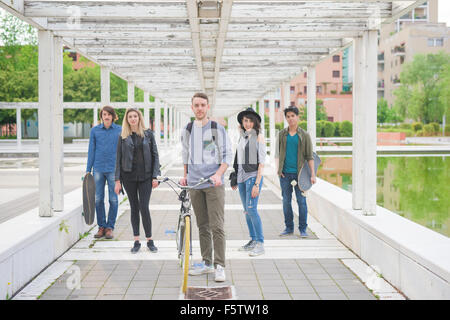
[
  {"xmin": 263, "ymin": 164, "xmax": 450, "ymax": 299},
  {"xmin": 0, "ymin": 188, "xmax": 90, "ymax": 300},
  {"xmin": 306, "ymin": 179, "xmax": 450, "ymax": 299}
]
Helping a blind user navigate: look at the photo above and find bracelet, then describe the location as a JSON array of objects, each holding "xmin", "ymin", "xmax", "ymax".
[{"xmin": 254, "ymin": 183, "xmax": 259, "ymax": 187}]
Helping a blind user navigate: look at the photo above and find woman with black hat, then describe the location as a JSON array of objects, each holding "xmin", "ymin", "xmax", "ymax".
[{"xmin": 231, "ymin": 107, "xmax": 266, "ymax": 256}]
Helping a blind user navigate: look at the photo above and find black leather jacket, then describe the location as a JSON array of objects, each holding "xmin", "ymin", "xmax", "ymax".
[{"xmin": 115, "ymin": 129, "xmax": 161, "ymax": 181}]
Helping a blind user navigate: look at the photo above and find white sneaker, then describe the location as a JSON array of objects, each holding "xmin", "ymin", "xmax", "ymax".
[
  {"xmin": 249, "ymin": 242, "xmax": 265, "ymax": 257},
  {"xmin": 215, "ymin": 265, "xmax": 226, "ymax": 282},
  {"xmin": 189, "ymin": 261, "xmax": 214, "ymax": 276}
]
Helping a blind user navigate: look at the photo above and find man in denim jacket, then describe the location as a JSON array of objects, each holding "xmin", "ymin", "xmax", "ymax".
[{"xmin": 86, "ymin": 106, "xmax": 122, "ymax": 239}]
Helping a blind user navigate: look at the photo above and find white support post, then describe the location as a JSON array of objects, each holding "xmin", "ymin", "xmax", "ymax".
[
  {"xmin": 38, "ymin": 30, "xmax": 54, "ymax": 217},
  {"xmin": 127, "ymin": 82, "xmax": 134, "ymax": 104},
  {"xmin": 283, "ymin": 82, "xmax": 290, "ymax": 128},
  {"xmin": 307, "ymin": 66, "xmax": 317, "ymax": 152},
  {"xmin": 259, "ymin": 98, "xmax": 265, "ymax": 139},
  {"xmin": 352, "ymin": 36, "xmax": 364, "ymax": 210},
  {"xmin": 99, "ymin": 66, "xmax": 110, "ymax": 126},
  {"xmin": 52, "ymin": 36, "xmax": 64, "ymax": 212},
  {"xmin": 362, "ymin": 30, "xmax": 378, "ymax": 216},
  {"xmin": 163, "ymin": 104, "xmax": 168, "ymax": 147},
  {"xmin": 144, "ymin": 91, "xmax": 150, "ymax": 129},
  {"xmin": 155, "ymin": 99, "xmax": 161, "ymax": 145},
  {"xmin": 101, "ymin": 66, "xmax": 110, "ymax": 105},
  {"xmin": 168, "ymin": 106, "xmax": 173, "ymax": 144},
  {"xmin": 16, "ymin": 106, "xmax": 21, "ymax": 149},
  {"xmin": 269, "ymin": 92, "xmax": 276, "ymax": 160}
]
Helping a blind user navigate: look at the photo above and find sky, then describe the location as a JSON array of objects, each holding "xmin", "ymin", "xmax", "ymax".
[{"xmin": 438, "ymin": 0, "xmax": 450, "ymax": 26}]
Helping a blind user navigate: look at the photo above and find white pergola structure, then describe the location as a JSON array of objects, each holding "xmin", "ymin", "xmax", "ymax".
[{"xmin": 0, "ymin": 0, "xmax": 426, "ymax": 217}]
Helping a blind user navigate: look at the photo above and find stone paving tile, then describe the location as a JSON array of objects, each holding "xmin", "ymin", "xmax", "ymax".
[
  {"xmin": 287, "ymin": 285, "xmax": 316, "ymax": 294},
  {"xmin": 67, "ymin": 295, "xmax": 97, "ymax": 300},
  {"xmin": 96, "ymin": 294, "xmax": 124, "ymax": 300},
  {"xmin": 305, "ymin": 273, "xmax": 332, "ymax": 280},
  {"xmin": 291, "ymin": 293, "xmax": 320, "ymax": 300},
  {"xmin": 260, "ymin": 286, "xmax": 289, "ymax": 294},
  {"xmin": 129, "ymin": 280, "xmax": 157, "ymax": 288},
  {"xmin": 124, "ymin": 294, "xmax": 151, "ymax": 300},
  {"xmin": 152, "ymin": 294, "xmax": 177, "ymax": 300},
  {"xmin": 126, "ymin": 287, "xmax": 154, "ymax": 295},
  {"xmin": 346, "ymin": 292, "xmax": 377, "ymax": 300},
  {"xmin": 80, "ymin": 281, "xmax": 105, "ymax": 288},
  {"xmin": 313, "ymin": 285, "xmax": 344, "ymax": 294},
  {"xmin": 263, "ymin": 293, "xmax": 292, "ymax": 300},
  {"xmin": 98, "ymin": 287, "xmax": 128, "ymax": 295},
  {"xmin": 103, "ymin": 280, "xmax": 130, "ymax": 288},
  {"xmin": 318, "ymin": 293, "xmax": 348, "ymax": 300}
]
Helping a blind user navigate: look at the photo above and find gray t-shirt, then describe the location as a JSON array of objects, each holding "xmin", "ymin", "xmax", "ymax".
[
  {"xmin": 237, "ymin": 132, "xmax": 266, "ymax": 184},
  {"xmin": 181, "ymin": 120, "xmax": 232, "ymax": 189}
]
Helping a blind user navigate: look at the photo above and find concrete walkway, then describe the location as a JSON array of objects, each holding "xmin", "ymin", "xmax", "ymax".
[{"xmin": 12, "ymin": 152, "xmax": 405, "ymax": 300}]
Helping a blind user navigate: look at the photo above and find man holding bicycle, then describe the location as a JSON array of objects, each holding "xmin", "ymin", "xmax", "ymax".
[{"xmin": 180, "ymin": 92, "xmax": 232, "ymax": 282}]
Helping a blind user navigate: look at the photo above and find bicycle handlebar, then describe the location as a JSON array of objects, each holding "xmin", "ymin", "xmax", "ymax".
[{"xmin": 156, "ymin": 176, "xmax": 214, "ymax": 191}]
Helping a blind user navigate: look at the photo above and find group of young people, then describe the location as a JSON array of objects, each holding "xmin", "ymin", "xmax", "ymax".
[{"xmin": 86, "ymin": 92, "xmax": 316, "ymax": 283}]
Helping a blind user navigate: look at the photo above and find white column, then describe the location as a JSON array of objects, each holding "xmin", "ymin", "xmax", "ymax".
[
  {"xmin": 52, "ymin": 36, "xmax": 64, "ymax": 212},
  {"xmin": 16, "ymin": 107, "xmax": 21, "ymax": 149},
  {"xmin": 144, "ymin": 91, "xmax": 150, "ymax": 128},
  {"xmin": 38, "ymin": 30, "xmax": 54, "ymax": 217},
  {"xmin": 127, "ymin": 82, "xmax": 134, "ymax": 104},
  {"xmin": 352, "ymin": 36, "xmax": 364, "ymax": 210},
  {"xmin": 269, "ymin": 91, "xmax": 276, "ymax": 160},
  {"xmin": 155, "ymin": 99, "xmax": 161, "ymax": 145},
  {"xmin": 362, "ymin": 30, "xmax": 378, "ymax": 216},
  {"xmin": 168, "ymin": 106, "xmax": 173, "ymax": 144},
  {"xmin": 283, "ymin": 82, "xmax": 290, "ymax": 128},
  {"xmin": 100, "ymin": 66, "xmax": 110, "ymax": 125},
  {"xmin": 101, "ymin": 66, "xmax": 110, "ymax": 105},
  {"xmin": 163, "ymin": 104, "xmax": 168, "ymax": 146},
  {"xmin": 307, "ymin": 66, "xmax": 317, "ymax": 152},
  {"xmin": 259, "ymin": 98, "xmax": 265, "ymax": 139}
]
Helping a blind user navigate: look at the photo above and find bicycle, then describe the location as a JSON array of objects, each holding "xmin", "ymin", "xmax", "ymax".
[{"xmin": 157, "ymin": 176, "xmax": 213, "ymax": 293}]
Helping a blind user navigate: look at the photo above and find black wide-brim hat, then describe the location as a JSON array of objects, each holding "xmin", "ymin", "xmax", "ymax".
[{"xmin": 237, "ymin": 107, "xmax": 261, "ymax": 125}]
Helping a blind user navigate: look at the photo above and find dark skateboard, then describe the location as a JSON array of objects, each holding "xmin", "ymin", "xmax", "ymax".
[
  {"xmin": 82, "ymin": 173, "xmax": 96, "ymax": 225},
  {"xmin": 298, "ymin": 152, "xmax": 321, "ymax": 192}
]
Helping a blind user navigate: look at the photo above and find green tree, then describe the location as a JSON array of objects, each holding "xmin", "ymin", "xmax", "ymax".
[
  {"xmin": 394, "ymin": 52, "xmax": 450, "ymax": 124},
  {"xmin": 299, "ymin": 100, "xmax": 328, "ymax": 121}
]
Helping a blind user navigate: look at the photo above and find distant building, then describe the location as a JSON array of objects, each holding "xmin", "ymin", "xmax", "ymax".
[{"xmin": 378, "ymin": 0, "xmax": 449, "ymax": 106}]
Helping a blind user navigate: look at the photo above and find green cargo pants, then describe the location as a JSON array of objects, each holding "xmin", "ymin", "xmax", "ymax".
[{"xmin": 189, "ymin": 185, "xmax": 226, "ymax": 268}]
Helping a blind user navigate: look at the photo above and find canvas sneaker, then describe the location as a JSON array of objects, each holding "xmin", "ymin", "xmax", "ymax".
[
  {"xmin": 189, "ymin": 261, "xmax": 214, "ymax": 276},
  {"xmin": 215, "ymin": 265, "xmax": 226, "ymax": 282},
  {"xmin": 279, "ymin": 229, "xmax": 294, "ymax": 237},
  {"xmin": 299, "ymin": 230, "xmax": 309, "ymax": 238},
  {"xmin": 249, "ymin": 242, "xmax": 265, "ymax": 257},
  {"xmin": 238, "ymin": 240, "xmax": 257, "ymax": 251}
]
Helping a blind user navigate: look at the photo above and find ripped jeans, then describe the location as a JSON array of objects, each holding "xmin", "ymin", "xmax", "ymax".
[{"xmin": 237, "ymin": 176, "xmax": 264, "ymax": 243}]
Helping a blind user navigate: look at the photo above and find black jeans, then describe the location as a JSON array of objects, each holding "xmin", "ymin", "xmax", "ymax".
[{"xmin": 122, "ymin": 178, "xmax": 153, "ymax": 238}]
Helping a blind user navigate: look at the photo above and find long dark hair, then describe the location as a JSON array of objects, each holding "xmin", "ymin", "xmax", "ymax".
[{"xmin": 240, "ymin": 114, "xmax": 261, "ymax": 135}]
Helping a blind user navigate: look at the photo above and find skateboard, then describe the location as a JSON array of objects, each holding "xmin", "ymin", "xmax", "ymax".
[
  {"xmin": 298, "ymin": 152, "xmax": 321, "ymax": 192},
  {"xmin": 82, "ymin": 173, "xmax": 96, "ymax": 225}
]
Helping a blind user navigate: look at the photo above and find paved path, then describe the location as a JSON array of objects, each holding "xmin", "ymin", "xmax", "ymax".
[{"xmin": 13, "ymin": 155, "xmax": 404, "ymax": 300}]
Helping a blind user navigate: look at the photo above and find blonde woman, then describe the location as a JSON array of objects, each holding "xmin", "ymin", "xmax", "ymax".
[{"xmin": 114, "ymin": 108, "xmax": 161, "ymax": 254}]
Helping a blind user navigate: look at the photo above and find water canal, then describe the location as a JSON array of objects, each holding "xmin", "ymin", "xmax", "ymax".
[{"xmin": 317, "ymin": 155, "xmax": 450, "ymax": 237}]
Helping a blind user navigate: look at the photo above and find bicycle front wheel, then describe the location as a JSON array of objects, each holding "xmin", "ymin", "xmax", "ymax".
[{"xmin": 182, "ymin": 215, "xmax": 190, "ymax": 293}]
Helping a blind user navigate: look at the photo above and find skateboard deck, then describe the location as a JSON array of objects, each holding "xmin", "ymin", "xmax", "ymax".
[
  {"xmin": 82, "ymin": 173, "xmax": 96, "ymax": 225},
  {"xmin": 298, "ymin": 152, "xmax": 321, "ymax": 192}
]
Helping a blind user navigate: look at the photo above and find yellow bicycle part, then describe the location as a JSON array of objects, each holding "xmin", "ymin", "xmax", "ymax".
[{"xmin": 182, "ymin": 215, "xmax": 190, "ymax": 293}]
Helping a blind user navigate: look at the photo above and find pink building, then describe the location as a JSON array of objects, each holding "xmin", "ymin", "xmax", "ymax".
[{"xmin": 264, "ymin": 52, "xmax": 353, "ymax": 123}]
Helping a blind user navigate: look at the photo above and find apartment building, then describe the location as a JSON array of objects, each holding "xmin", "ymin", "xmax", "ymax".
[{"xmin": 378, "ymin": 0, "xmax": 449, "ymax": 106}]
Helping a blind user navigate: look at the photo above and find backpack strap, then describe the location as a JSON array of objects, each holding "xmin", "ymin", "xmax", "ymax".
[{"xmin": 185, "ymin": 120, "xmax": 222, "ymax": 164}]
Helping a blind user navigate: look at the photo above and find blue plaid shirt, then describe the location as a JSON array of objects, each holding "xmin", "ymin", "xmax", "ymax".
[{"xmin": 86, "ymin": 122, "xmax": 122, "ymax": 173}]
